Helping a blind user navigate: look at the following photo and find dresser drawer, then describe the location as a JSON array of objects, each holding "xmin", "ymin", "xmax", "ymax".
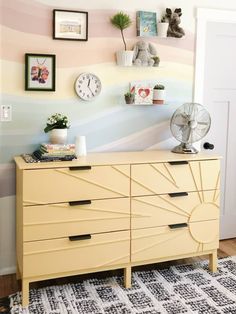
[
  {"xmin": 23, "ymin": 230, "xmax": 130, "ymax": 277},
  {"xmin": 131, "ymin": 190, "xmax": 219, "ymax": 229},
  {"xmin": 24, "ymin": 198, "xmax": 130, "ymax": 241},
  {"xmin": 131, "ymin": 220, "xmax": 219, "ymax": 263},
  {"xmin": 131, "ymin": 160, "xmax": 220, "ymax": 196},
  {"xmin": 23, "ymin": 165, "xmax": 130, "ymax": 205}
]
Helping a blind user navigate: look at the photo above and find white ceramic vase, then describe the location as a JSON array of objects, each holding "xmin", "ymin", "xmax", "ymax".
[
  {"xmin": 157, "ymin": 22, "xmax": 169, "ymax": 38},
  {"xmin": 153, "ymin": 89, "xmax": 166, "ymax": 105},
  {"xmin": 116, "ymin": 50, "xmax": 134, "ymax": 66},
  {"xmin": 75, "ymin": 135, "xmax": 87, "ymax": 157},
  {"xmin": 49, "ymin": 129, "xmax": 67, "ymax": 144}
]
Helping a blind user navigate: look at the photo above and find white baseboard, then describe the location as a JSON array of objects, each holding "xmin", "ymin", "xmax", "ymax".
[{"xmin": 0, "ymin": 266, "xmax": 16, "ymax": 275}]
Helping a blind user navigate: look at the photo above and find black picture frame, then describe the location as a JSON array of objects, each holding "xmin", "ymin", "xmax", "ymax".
[
  {"xmin": 25, "ymin": 53, "xmax": 56, "ymax": 91},
  {"xmin": 53, "ymin": 9, "xmax": 88, "ymax": 41}
]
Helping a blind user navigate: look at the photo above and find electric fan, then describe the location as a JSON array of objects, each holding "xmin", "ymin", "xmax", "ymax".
[{"xmin": 170, "ymin": 103, "xmax": 211, "ymax": 154}]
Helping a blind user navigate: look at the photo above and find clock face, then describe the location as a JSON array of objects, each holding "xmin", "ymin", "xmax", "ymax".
[{"xmin": 75, "ymin": 73, "xmax": 102, "ymax": 101}]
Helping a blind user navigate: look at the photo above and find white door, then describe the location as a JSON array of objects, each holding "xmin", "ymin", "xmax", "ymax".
[{"xmin": 195, "ymin": 9, "xmax": 236, "ymax": 239}]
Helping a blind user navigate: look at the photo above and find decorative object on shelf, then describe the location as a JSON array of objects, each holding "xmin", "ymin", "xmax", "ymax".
[
  {"xmin": 124, "ymin": 92, "xmax": 134, "ymax": 104},
  {"xmin": 152, "ymin": 56, "xmax": 160, "ymax": 67},
  {"xmin": 75, "ymin": 135, "xmax": 87, "ymax": 157},
  {"xmin": 75, "ymin": 72, "xmax": 102, "ymax": 101},
  {"xmin": 153, "ymin": 84, "xmax": 165, "ymax": 104},
  {"xmin": 165, "ymin": 8, "xmax": 185, "ymax": 38},
  {"xmin": 133, "ymin": 40, "xmax": 157, "ymax": 66},
  {"xmin": 53, "ymin": 9, "xmax": 88, "ymax": 41},
  {"xmin": 44, "ymin": 113, "xmax": 70, "ymax": 144},
  {"xmin": 110, "ymin": 11, "xmax": 133, "ymax": 66},
  {"xmin": 133, "ymin": 85, "xmax": 153, "ymax": 105},
  {"xmin": 157, "ymin": 15, "xmax": 169, "ymax": 38},
  {"xmin": 170, "ymin": 103, "xmax": 211, "ymax": 154},
  {"xmin": 25, "ymin": 53, "xmax": 56, "ymax": 91},
  {"xmin": 136, "ymin": 11, "xmax": 157, "ymax": 37}
]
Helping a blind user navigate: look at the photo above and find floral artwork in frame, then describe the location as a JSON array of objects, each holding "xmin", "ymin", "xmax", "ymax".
[
  {"xmin": 53, "ymin": 9, "xmax": 88, "ymax": 41},
  {"xmin": 25, "ymin": 54, "xmax": 56, "ymax": 91}
]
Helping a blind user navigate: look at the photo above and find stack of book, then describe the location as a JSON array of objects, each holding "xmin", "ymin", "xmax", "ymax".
[{"xmin": 33, "ymin": 143, "xmax": 76, "ymax": 161}]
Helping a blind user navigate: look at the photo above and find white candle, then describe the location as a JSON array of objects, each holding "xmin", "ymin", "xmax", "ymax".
[{"xmin": 75, "ymin": 135, "xmax": 87, "ymax": 157}]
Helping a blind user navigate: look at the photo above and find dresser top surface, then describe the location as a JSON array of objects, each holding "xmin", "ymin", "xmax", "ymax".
[{"xmin": 14, "ymin": 150, "xmax": 221, "ymax": 170}]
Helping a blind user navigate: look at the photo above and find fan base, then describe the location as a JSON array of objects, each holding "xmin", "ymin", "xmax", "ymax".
[{"xmin": 172, "ymin": 143, "xmax": 198, "ymax": 154}]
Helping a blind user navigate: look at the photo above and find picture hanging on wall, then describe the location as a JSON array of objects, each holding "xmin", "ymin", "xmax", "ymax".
[
  {"xmin": 136, "ymin": 11, "xmax": 157, "ymax": 37},
  {"xmin": 53, "ymin": 9, "xmax": 88, "ymax": 41},
  {"xmin": 25, "ymin": 53, "xmax": 56, "ymax": 91}
]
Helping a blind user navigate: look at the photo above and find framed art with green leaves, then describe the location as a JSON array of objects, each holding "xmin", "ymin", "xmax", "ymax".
[{"xmin": 25, "ymin": 53, "xmax": 56, "ymax": 91}]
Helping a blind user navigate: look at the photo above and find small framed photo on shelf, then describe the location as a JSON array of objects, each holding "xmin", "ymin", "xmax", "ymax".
[
  {"xmin": 25, "ymin": 53, "xmax": 56, "ymax": 91},
  {"xmin": 136, "ymin": 11, "xmax": 157, "ymax": 37},
  {"xmin": 53, "ymin": 9, "xmax": 88, "ymax": 41},
  {"xmin": 130, "ymin": 83, "xmax": 153, "ymax": 105}
]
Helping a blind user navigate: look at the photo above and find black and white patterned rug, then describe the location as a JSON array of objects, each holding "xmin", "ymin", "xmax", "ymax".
[{"xmin": 7, "ymin": 256, "xmax": 236, "ymax": 313}]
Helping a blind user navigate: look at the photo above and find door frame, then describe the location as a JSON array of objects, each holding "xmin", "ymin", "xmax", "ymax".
[{"xmin": 194, "ymin": 8, "xmax": 236, "ymax": 103}]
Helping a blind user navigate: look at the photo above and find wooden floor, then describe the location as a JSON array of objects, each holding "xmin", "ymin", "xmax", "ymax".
[{"xmin": 0, "ymin": 238, "xmax": 236, "ymax": 299}]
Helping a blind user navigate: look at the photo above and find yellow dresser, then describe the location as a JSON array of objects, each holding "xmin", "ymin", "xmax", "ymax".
[{"xmin": 15, "ymin": 150, "xmax": 220, "ymax": 306}]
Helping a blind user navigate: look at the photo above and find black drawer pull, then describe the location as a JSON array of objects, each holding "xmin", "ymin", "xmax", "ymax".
[
  {"xmin": 69, "ymin": 166, "xmax": 91, "ymax": 171},
  {"xmin": 168, "ymin": 192, "xmax": 188, "ymax": 198},
  {"xmin": 169, "ymin": 223, "xmax": 188, "ymax": 229},
  {"xmin": 69, "ymin": 200, "xmax": 92, "ymax": 206},
  {"xmin": 168, "ymin": 161, "xmax": 188, "ymax": 165},
  {"xmin": 69, "ymin": 234, "xmax": 91, "ymax": 241}
]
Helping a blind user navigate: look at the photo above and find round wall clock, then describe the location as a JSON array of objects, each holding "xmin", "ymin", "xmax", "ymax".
[{"xmin": 75, "ymin": 73, "xmax": 102, "ymax": 101}]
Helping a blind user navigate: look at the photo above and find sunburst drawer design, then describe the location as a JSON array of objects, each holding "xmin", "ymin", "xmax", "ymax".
[
  {"xmin": 23, "ymin": 230, "xmax": 130, "ymax": 278},
  {"xmin": 131, "ymin": 160, "xmax": 220, "ymax": 196},
  {"xmin": 23, "ymin": 198, "xmax": 130, "ymax": 241},
  {"xmin": 131, "ymin": 220, "xmax": 219, "ymax": 263},
  {"xmin": 23, "ymin": 165, "xmax": 130, "ymax": 205},
  {"xmin": 131, "ymin": 190, "xmax": 219, "ymax": 229}
]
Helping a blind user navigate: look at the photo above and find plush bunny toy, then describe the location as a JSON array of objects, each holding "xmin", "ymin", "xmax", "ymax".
[
  {"xmin": 133, "ymin": 40, "xmax": 157, "ymax": 66},
  {"xmin": 166, "ymin": 8, "xmax": 185, "ymax": 38}
]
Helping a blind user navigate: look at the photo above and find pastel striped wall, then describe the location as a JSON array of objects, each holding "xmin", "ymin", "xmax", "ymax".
[{"xmin": 0, "ymin": 0, "xmax": 235, "ymax": 274}]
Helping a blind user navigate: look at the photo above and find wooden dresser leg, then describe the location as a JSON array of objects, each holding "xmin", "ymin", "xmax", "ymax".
[
  {"xmin": 209, "ymin": 250, "xmax": 218, "ymax": 272},
  {"xmin": 124, "ymin": 266, "xmax": 131, "ymax": 289},
  {"xmin": 22, "ymin": 279, "xmax": 29, "ymax": 307}
]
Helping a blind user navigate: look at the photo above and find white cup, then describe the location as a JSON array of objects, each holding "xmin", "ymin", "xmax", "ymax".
[{"xmin": 75, "ymin": 135, "xmax": 87, "ymax": 157}]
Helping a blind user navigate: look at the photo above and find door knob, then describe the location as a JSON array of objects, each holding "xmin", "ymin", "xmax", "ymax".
[{"xmin": 203, "ymin": 142, "xmax": 214, "ymax": 150}]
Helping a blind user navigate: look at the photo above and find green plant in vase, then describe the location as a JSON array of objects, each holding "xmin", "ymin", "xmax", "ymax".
[{"xmin": 110, "ymin": 12, "xmax": 133, "ymax": 66}]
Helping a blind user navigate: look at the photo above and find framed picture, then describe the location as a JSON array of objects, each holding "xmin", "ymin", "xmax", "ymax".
[
  {"xmin": 136, "ymin": 11, "xmax": 157, "ymax": 37},
  {"xmin": 25, "ymin": 53, "xmax": 56, "ymax": 91},
  {"xmin": 53, "ymin": 9, "xmax": 88, "ymax": 41},
  {"xmin": 130, "ymin": 82, "xmax": 153, "ymax": 105}
]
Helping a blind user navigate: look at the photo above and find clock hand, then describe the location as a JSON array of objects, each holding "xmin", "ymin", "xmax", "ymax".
[
  {"xmin": 88, "ymin": 86, "xmax": 95, "ymax": 96},
  {"xmin": 87, "ymin": 79, "xmax": 90, "ymax": 87}
]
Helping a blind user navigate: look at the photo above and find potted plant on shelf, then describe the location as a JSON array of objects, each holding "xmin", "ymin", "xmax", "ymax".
[
  {"xmin": 153, "ymin": 84, "xmax": 166, "ymax": 104},
  {"xmin": 124, "ymin": 91, "xmax": 134, "ymax": 104},
  {"xmin": 152, "ymin": 56, "xmax": 160, "ymax": 67},
  {"xmin": 110, "ymin": 11, "xmax": 133, "ymax": 66},
  {"xmin": 44, "ymin": 113, "xmax": 70, "ymax": 144},
  {"xmin": 157, "ymin": 15, "xmax": 169, "ymax": 38}
]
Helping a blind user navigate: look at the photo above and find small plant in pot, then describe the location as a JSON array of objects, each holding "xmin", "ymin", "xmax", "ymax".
[
  {"xmin": 153, "ymin": 84, "xmax": 166, "ymax": 104},
  {"xmin": 44, "ymin": 113, "xmax": 70, "ymax": 144},
  {"xmin": 124, "ymin": 91, "xmax": 134, "ymax": 104},
  {"xmin": 110, "ymin": 11, "xmax": 133, "ymax": 66},
  {"xmin": 157, "ymin": 15, "xmax": 169, "ymax": 38},
  {"xmin": 152, "ymin": 56, "xmax": 160, "ymax": 67}
]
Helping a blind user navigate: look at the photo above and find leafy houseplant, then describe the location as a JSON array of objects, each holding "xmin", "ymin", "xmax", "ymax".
[
  {"xmin": 152, "ymin": 56, "xmax": 160, "ymax": 67},
  {"xmin": 44, "ymin": 113, "xmax": 70, "ymax": 144},
  {"xmin": 124, "ymin": 91, "xmax": 134, "ymax": 104},
  {"xmin": 153, "ymin": 84, "xmax": 166, "ymax": 105},
  {"xmin": 157, "ymin": 14, "xmax": 169, "ymax": 38},
  {"xmin": 110, "ymin": 12, "xmax": 133, "ymax": 66}
]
